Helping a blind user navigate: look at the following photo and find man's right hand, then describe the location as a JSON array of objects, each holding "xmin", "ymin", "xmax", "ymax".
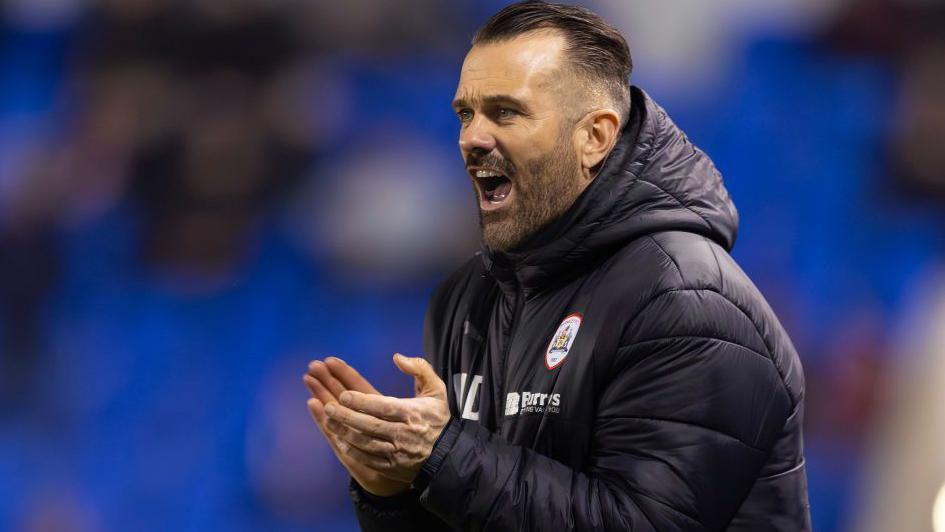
[{"xmin": 303, "ymin": 357, "xmax": 411, "ymax": 498}]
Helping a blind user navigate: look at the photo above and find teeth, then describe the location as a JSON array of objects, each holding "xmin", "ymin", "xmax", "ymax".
[{"xmin": 476, "ymin": 169, "xmax": 501, "ymax": 178}]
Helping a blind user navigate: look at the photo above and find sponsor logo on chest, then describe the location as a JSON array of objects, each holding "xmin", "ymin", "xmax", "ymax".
[{"xmin": 504, "ymin": 390, "xmax": 561, "ymax": 416}]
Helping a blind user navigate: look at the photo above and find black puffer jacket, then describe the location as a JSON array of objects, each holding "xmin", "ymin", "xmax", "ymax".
[{"xmin": 350, "ymin": 86, "xmax": 811, "ymax": 531}]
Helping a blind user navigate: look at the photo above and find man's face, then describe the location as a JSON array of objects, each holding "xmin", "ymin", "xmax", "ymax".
[{"xmin": 453, "ymin": 31, "xmax": 586, "ymax": 252}]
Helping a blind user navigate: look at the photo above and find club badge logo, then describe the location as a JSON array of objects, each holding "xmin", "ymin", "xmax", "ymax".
[{"xmin": 545, "ymin": 313, "xmax": 582, "ymax": 370}]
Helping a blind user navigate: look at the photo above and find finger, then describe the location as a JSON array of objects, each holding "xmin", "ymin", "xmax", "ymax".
[
  {"xmin": 325, "ymin": 402, "xmax": 398, "ymax": 441},
  {"xmin": 340, "ymin": 390, "xmax": 408, "ymax": 422},
  {"xmin": 306, "ymin": 398, "xmax": 348, "ymax": 456},
  {"xmin": 306, "ymin": 398, "xmax": 337, "ymax": 441},
  {"xmin": 306, "ymin": 397, "xmax": 326, "ymax": 424},
  {"xmin": 324, "ymin": 357, "xmax": 381, "ymax": 395},
  {"xmin": 392, "ymin": 354, "xmax": 446, "ymax": 397},
  {"xmin": 340, "ymin": 440, "xmax": 398, "ymax": 474},
  {"xmin": 303, "ymin": 374, "xmax": 336, "ymax": 406},
  {"xmin": 326, "ymin": 418, "xmax": 397, "ymax": 456},
  {"xmin": 309, "ymin": 360, "xmax": 347, "ymax": 399},
  {"xmin": 306, "ymin": 397, "xmax": 336, "ymax": 429}
]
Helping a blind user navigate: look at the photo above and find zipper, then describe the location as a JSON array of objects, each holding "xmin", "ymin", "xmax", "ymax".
[{"xmin": 495, "ymin": 286, "xmax": 524, "ymax": 426}]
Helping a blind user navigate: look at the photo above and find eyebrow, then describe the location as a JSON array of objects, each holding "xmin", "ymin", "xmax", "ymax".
[{"xmin": 452, "ymin": 94, "xmax": 531, "ymax": 113}]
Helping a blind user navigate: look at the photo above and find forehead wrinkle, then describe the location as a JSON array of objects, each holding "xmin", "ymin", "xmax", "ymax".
[
  {"xmin": 453, "ymin": 88, "xmax": 529, "ymax": 108},
  {"xmin": 454, "ymin": 71, "xmax": 548, "ymax": 112},
  {"xmin": 456, "ymin": 69, "xmax": 527, "ymax": 97},
  {"xmin": 459, "ymin": 59, "xmax": 553, "ymax": 96},
  {"xmin": 453, "ymin": 76, "xmax": 534, "ymax": 108}
]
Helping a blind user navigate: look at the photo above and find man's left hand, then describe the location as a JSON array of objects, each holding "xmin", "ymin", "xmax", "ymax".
[{"xmin": 322, "ymin": 353, "xmax": 451, "ymax": 484}]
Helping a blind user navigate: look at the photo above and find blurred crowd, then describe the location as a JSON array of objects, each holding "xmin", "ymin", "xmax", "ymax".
[{"xmin": 0, "ymin": 0, "xmax": 943, "ymax": 530}]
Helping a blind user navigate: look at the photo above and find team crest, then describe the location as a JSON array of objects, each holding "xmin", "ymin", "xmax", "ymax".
[{"xmin": 545, "ymin": 313, "xmax": 582, "ymax": 370}]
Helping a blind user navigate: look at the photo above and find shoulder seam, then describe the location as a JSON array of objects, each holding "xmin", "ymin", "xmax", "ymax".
[
  {"xmin": 627, "ymin": 288, "xmax": 773, "ymax": 359},
  {"xmin": 616, "ymin": 334, "xmax": 797, "ymax": 412},
  {"xmin": 616, "ymin": 334, "xmax": 770, "ymax": 364},
  {"xmin": 635, "ymin": 178, "xmax": 714, "ymax": 234},
  {"xmin": 647, "ymin": 234, "xmax": 685, "ymax": 285},
  {"xmin": 615, "ymin": 335, "xmax": 792, "ymax": 407},
  {"xmin": 706, "ymin": 237, "xmax": 725, "ymax": 293}
]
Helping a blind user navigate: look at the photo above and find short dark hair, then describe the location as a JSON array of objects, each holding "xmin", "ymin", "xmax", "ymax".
[{"xmin": 472, "ymin": 1, "xmax": 633, "ymax": 123}]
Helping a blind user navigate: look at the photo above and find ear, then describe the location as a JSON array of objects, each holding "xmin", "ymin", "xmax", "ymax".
[{"xmin": 576, "ymin": 109, "xmax": 620, "ymax": 180}]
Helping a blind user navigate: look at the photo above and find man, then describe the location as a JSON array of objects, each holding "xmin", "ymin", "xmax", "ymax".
[{"xmin": 303, "ymin": 2, "xmax": 811, "ymax": 530}]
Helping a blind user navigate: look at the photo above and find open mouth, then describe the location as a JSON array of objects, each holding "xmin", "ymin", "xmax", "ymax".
[{"xmin": 472, "ymin": 169, "xmax": 513, "ymax": 208}]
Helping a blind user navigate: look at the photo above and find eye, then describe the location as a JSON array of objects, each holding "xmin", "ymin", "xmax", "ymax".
[
  {"xmin": 458, "ymin": 109, "xmax": 473, "ymax": 123},
  {"xmin": 497, "ymin": 108, "xmax": 517, "ymax": 120}
]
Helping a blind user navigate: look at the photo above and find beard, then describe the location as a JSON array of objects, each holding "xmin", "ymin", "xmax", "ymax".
[{"xmin": 474, "ymin": 131, "xmax": 583, "ymax": 252}]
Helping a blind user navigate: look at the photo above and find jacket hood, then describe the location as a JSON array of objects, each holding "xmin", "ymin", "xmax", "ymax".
[{"xmin": 483, "ymin": 86, "xmax": 739, "ymax": 294}]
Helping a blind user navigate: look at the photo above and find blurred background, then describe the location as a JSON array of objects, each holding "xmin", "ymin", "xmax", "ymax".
[{"xmin": 0, "ymin": 0, "xmax": 943, "ymax": 530}]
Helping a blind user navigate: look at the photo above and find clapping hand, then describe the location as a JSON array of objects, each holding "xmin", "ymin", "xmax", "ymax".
[
  {"xmin": 303, "ymin": 354, "xmax": 451, "ymax": 495},
  {"xmin": 303, "ymin": 357, "xmax": 410, "ymax": 497}
]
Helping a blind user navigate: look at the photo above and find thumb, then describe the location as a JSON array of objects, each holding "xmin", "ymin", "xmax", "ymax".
[{"xmin": 393, "ymin": 353, "xmax": 445, "ymax": 397}]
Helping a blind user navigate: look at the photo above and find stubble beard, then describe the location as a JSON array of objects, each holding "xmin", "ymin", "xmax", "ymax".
[{"xmin": 478, "ymin": 132, "xmax": 583, "ymax": 252}]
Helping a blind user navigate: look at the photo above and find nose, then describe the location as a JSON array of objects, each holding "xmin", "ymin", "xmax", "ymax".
[{"xmin": 459, "ymin": 115, "xmax": 496, "ymax": 156}]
